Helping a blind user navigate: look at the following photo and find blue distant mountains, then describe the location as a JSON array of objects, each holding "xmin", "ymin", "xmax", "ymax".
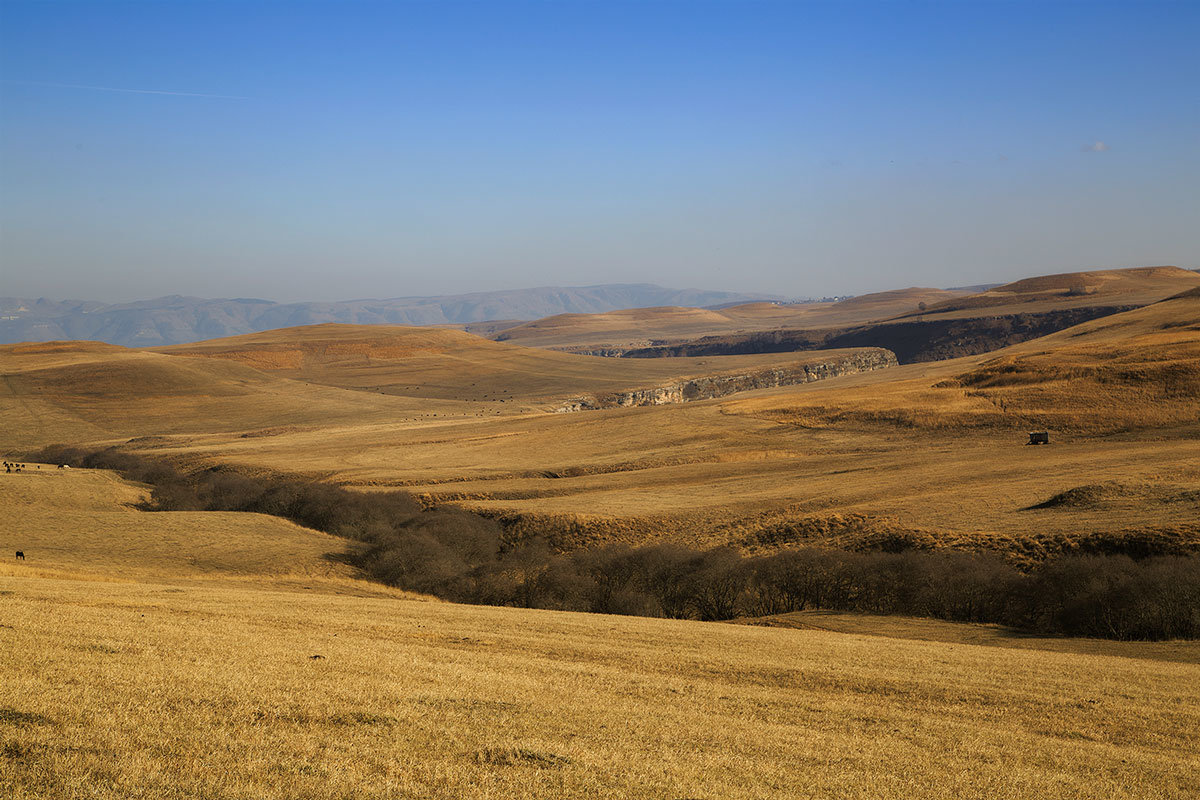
[{"xmin": 0, "ymin": 284, "xmax": 782, "ymax": 348}]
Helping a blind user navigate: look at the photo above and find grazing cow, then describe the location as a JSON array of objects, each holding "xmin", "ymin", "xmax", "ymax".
[{"xmin": 15, "ymin": 551, "xmax": 24, "ymax": 561}]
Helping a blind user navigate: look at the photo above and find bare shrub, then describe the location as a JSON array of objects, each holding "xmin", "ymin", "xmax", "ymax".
[{"xmin": 34, "ymin": 446, "xmax": 1200, "ymax": 640}]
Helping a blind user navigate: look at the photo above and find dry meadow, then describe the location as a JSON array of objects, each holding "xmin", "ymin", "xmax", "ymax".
[
  {"xmin": 2, "ymin": 277, "xmax": 1200, "ymax": 797},
  {"xmin": 2, "ymin": 289, "xmax": 1198, "ymax": 555},
  {"xmin": 3, "ymin": 571, "xmax": 1198, "ymax": 799}
]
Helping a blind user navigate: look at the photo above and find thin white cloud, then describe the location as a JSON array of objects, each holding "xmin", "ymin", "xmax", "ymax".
[
  {"xmin": 1082, "ymin": 140, "xmax": 1110, "ymax": 152},
  {"xmin": 2, "ymin": 79, "xmax": 248, "ymax": 100}
]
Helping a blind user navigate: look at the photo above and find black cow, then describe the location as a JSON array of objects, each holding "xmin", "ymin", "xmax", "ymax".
[{"xmin": 15, "ymin": 551, "xmax": 24, "ymax": 561}]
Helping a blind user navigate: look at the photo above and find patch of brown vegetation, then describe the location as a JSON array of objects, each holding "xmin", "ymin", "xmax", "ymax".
[{"xmin": 1030, "ymin": 481, "xmax": 1200, "ymax": 510}]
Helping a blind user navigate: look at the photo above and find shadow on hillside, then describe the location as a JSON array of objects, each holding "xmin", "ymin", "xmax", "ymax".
[{"xmin": 735, "ymin": 609, "xmax": 1200, "ymax": 664}]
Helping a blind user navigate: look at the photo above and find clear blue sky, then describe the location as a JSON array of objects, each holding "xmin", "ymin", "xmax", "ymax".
[{"xmin": 2, "ymin": 0, "xmax": 1197, "ymax": 302}]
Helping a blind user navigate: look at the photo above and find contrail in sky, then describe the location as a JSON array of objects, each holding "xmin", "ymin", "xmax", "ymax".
[{"xmin": 2, "ymin": 79, "xmax": 248, "ymax": 99}]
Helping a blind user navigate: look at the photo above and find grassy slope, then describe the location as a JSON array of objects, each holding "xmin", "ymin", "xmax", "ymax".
[
  {"xmin": 906, "ymin": 266, "xmax": 1200, "ymax": 320},
  {"xmin": 2, "ymin": 416, "xmax": 1198, "ymax": 799},
  {"xmin": 156, "ymin": 323, "xmax": 879, "ymax": 404},
  {"xmin": 2, "ymin": 293, "xmax": 1197, "ymax": 554},
  {"xmin": 0, "ymin": 465, "xmax": 362, "ymax": 587},
  {"xmin": 493, "ymin": 288, "xmax": 970, "ymax": 349},
  {"xmin": 730, "ymin": 290, "xmax": 1200, "ymax": 433},
  {"xmin": 0, "ymin": 333, "xmax": 881, "ymax": 451},
  {"xmin": 3, "ymin": 576, "xmax": 1197, "ymax": 800},
  {"xmin": 488, "ymin": 267, "xmax": 1200, "ymax": 351},
  {"xmin": 110, "ymin": 296, "xmax": 1195, "ymax": 551},
  {"xmin": 0, "ymin": 340, "xmax": 435, "ymax": 449}
]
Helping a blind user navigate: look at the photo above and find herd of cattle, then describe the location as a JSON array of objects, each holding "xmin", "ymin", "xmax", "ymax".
[{"xmin": 4, "ymin": 460, "xmax": 69, "ymax": 561}]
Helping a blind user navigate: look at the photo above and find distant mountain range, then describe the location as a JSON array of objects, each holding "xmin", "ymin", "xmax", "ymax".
[{"xmin": 0, "ymin": 284, "xmax": 781, "ymax": 347}]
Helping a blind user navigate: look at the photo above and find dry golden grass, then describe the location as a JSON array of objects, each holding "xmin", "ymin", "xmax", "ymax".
[
  {"xmin": 0, "ymin": 327, "xmax": 886, "ymax": 452},
  {"xmin": 736, "ymin": 292, "xmax": 1200, "ymax": 434},
  {"xmin": 2, "ymin": 291, "xmax": 1197, "ymax": 556},
  {"xmin": 3, "ymin": 575, "xmax": 1198, "ymax": 799},
  {"xmin": 492, "ymin": 288, "xmax": 970, "ymax": 349},
  {"xmin": 485, "ymin": 267, "xmax": 1199, "ymax": 351},
  {"xmin": 0, "ymin": 340, "xmax": 433, "ymax": 449},
  {"xmin": 3, "ymin": 428, "xmax": 1199, "ymax": 798},
  {"xmin": 156, "ymin": 322, "xmax": 879, "ymax": 406},
  {"xmin": 0, "ymin": 465, "xmax": 357, "ymax": 585},
  {"xmin": 904, "ymin": 266, "xmax": 1200, "ymax": 320}
]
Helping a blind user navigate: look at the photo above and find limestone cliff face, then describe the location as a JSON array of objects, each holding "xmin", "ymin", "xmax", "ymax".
[{"xmin": 554, "ymin": 349, "xmax": 897, "ymax": 412}]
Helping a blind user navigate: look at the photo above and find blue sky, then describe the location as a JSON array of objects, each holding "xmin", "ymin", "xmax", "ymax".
[{"xmin": 2, "ymin": 0, "xmax": 1197, "ymax": 302}]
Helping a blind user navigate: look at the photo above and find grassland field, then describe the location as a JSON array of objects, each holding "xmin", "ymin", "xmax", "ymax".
[
  {"xmin": 3, "ymin": 466, "xmax": 1199, "ymax": 799},
  {"xmin": 2, "ymin": 278, "xmax": 1198, "ymax": 555},
  {"xmin": 2, "ymin": 268, "xmax": 1200, "ymax": 797}
]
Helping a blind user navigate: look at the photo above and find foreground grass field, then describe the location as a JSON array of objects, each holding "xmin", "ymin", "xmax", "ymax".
[{"xmin": 4, "ymin": 574, "xmax": 1199, "ymax": 800}]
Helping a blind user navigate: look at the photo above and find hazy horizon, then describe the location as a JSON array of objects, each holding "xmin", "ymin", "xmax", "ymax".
[
  {"xmin": 0, "ymin": 267, "xmax": 1189, "ymax": 308},
  {"xmin": 1, "ymin": 281, "xmax": 789, "ymax": 307},
  {"xmin": 3, "ymin": 1, "xmax": 1197, "ymax": 303}
]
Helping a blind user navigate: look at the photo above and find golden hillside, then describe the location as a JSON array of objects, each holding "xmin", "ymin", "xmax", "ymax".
[
  {"xmin": 493, "ymin": 288, "xmax": 970, "ymax": 350},
  {"xmin": 738, "ymin": 290, "xmax": 1200, "ymax": 433},
  {"xmin": 3, "ymin": 573, "xmax": 1192, "ymax": 800},
  {"xmin": 0, "ymin": 339, "xmax": 429, "ymax": 448},
  {"xmin": 2, "ymin": 469, "xmax": 1197, "ymax": 799},
  {"xmin": 155, "ymin": 323, "xmax": 890, "ymax": 405},
  {"xmin": 488, "ymin": 267, "xmax": 1199, "ymax": 355},
  {"xmin": 3, "ymin": 292, "xmax": 1196, "ymax": 555},
  {"xmin": 907, "ymin": 266, "xmax": 1200, "ymax": 320},
  {"xmin": 0, "ymin": 464, "xmax": 358, "ymax": 586}
]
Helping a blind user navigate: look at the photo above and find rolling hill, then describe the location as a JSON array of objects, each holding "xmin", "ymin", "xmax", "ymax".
[
  {"xmin": 2, "ymin": 283, "xmax": 1196, "ymax": 558},
  {"xmin": 733, "ymin": 286, "xmax": 1200, "ymax": 434},
  {"xmin": 149, "ymin": 294, "xmax": 1199, "ymax": 552},
  {"xmin": 493, "ymin": 287, "xmax": 971, "ymax": 351},
  {"xmin": 1, "ymin": 326, "xmax": 893, "ymax": 453},
  {"xmin": 155, "ymin": 323, "xmax": 894, "ymax": 408},
  {"xmin": 494, "ymin": 267, "xmax": 1200, "ymax": 363},
  {"xmin": 0, "ymin": 339, "xmax": 428, "ymax": 448},
  {"xmin": 895, "ymin": 266, "xmax": 1200, "ymax": 319}
]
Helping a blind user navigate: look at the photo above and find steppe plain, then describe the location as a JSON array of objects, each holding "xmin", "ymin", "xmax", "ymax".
[{"xmin": 2, "ymin": 266, "xmax": 1199, "ymax": 798}]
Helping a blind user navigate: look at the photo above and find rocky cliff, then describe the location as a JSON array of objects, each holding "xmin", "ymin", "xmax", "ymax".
[
  {"xmin": 561, "ymin": 307, "xmax": 1137, "ymax": 364},
  {"xmin": 554, "ymin": 349, "xmax": 897, "ymax": 412}
]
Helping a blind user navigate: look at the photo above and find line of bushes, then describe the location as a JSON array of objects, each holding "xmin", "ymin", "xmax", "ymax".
[{"xmin": 33, "ymin": 445, "xmax": 1200, "ymax": 641}]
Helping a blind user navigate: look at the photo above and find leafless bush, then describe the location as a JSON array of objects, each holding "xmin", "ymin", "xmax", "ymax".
[{"xmin": 35, "ymin": 445, "xmax": 1200, "ymax": 640}]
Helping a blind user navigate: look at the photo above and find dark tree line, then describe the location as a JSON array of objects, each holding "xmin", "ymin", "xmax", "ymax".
[{"xmin": 34, "ymin": 445, "xmax": 1200, "ymax": 641}]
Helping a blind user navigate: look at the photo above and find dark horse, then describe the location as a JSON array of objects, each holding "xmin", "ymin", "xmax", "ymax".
[{"xmin": 15, "ymin": 551, "xmax": 24, "ymax": 560}]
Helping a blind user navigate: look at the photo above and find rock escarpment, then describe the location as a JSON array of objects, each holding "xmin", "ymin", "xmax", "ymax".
[
  {"xmin": 567, "ymin": 307, "xmax": 1136, "ymax": 364},
  {"xmin": 554, "ymin": 348, "xmax": 897, "ymax": 412}
]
